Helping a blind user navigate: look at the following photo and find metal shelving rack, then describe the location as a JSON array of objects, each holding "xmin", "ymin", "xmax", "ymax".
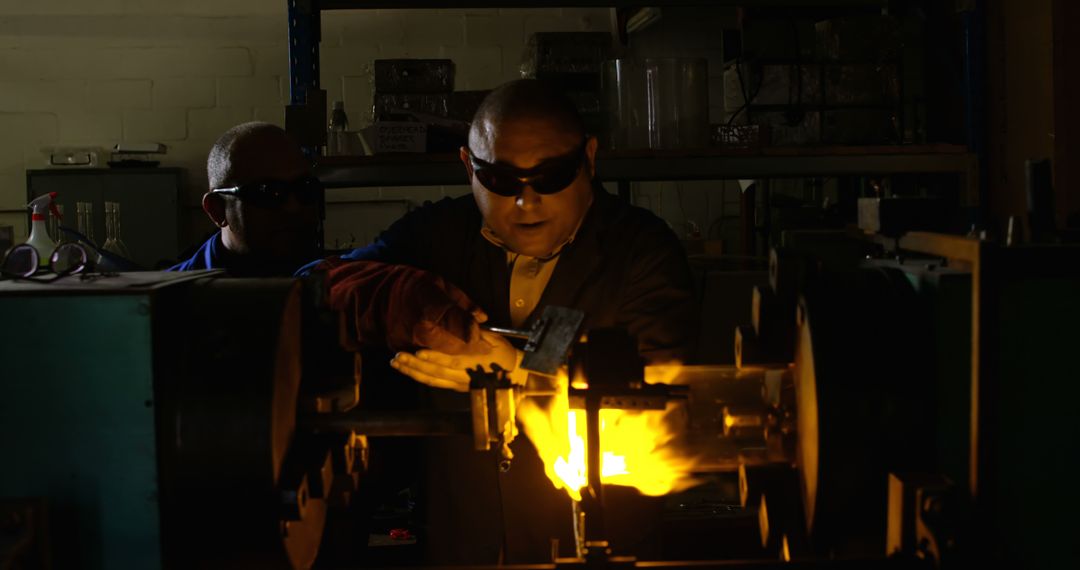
[
  {"xmin": 286, "ymin": 0, "xmax": 980, "ymax": 254},
  {"xmin": 316, "ymin": 145, "xmax": 976, "ymax": 195}
]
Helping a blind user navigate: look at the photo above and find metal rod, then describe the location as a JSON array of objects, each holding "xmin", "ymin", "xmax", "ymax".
[
  {"xmin": 300, "ymin": 410, "xmax": 473, "ymax": 437},
  {"xmin": 481, "ymin": 324, "xmax": 531, "ymax": 340},
  {"xmin": 583, "ymin": 393, "xmax": 606, "ymax": 543}
]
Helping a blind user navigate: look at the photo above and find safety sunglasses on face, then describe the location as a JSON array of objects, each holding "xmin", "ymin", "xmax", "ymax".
[
  {"xmin": 210, "ymin": 176, "xmax": 323, "ymax": 209},
  {"xmin": 468, "ymin": 140, "xmax": 587, "ymax": 198}
]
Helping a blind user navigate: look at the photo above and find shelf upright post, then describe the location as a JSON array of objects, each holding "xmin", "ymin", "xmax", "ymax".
[
  {"xmin": 959, "ymin": 0, "xmax": 987, "ymax": 227},
  {"xmin": 288, "ymin": 0, "xmax": 322, "ymax": 110},
  {"xmin": 287, "ymin": 0, "xmax": 325, "ymax": 251}
]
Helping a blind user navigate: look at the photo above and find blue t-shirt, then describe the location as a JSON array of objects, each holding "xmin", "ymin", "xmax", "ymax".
[{"xmin": 168, "ymin": 231, "xmax": 223, "ymax": 271}]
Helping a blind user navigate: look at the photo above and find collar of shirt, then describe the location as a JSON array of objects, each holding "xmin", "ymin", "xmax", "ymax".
[{"xmin": 479, "ymin": 209, "xmax": 588, "ymax": 262}]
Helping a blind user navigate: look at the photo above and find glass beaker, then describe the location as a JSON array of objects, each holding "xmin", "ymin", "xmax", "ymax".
[
  {"xmin": 602, "ymin": 59, "xmax": 649, "ymax": 150},
  {"xmin": 644, "ymin": 58, "xmax": 710, "ymax": 149}
]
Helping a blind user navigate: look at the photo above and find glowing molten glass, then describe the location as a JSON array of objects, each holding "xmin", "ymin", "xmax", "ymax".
[{"xmin": 518, "ymin": 373, "xmax": 697, "ymax": 502}]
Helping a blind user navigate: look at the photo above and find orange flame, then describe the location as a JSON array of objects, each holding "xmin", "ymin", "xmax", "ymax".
[{"xmin": 518, "ymin": 371, "xmax": 698, "ymax": 502}]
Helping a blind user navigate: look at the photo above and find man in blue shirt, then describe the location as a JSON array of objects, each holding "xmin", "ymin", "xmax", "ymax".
[{"xmin": 170, "ymin": 122, "xmax": 321, "ymax": 277}]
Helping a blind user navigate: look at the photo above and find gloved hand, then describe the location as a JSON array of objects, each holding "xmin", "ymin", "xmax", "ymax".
[
  {"xmin": 390, "ymin": 329, "xmax": 521, "ymax": 393},
  {"xmin": 321, "ymin": 257, "xmax": 488, "ymax": 354}
]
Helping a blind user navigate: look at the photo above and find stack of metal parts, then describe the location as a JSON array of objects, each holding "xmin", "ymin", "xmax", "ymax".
[
  {"xmin": 725, "ymin": 15, "xmax": 903, "ymax": 146},
  {"xmin": 372, "ymin": 59, "xmax": 460, "ymax": 153},
  {"xmin": 522, "ymin": 32, "xmax": 611, "ymax": 139},
  {"xmin": 373, "ymin": 59, "xmax": 454, "ymax": 122}
]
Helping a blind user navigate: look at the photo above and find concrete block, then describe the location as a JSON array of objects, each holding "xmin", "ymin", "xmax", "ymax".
[
  {"xmin": 84, "ymin": 80, "xmax": 152, "ymax": 110},
  {"xmin": 440, "ymin": 46, "xmax": 502, "ymax": 90},
  {"xmin": 122, "ymin": 109, "xmax": 187, "ymax": 142},
  {"xmin": 0, "ymin": 80, "xmax": 83, "ymax": 113},
  {"xmin": 153, "ymin": 78, "xmax": 216, "ymax": 109},
  {"xmin": 252, "ymin": 44, "xmax": 289, "ymax": 77},
  {"xmin": 174, "ymin": 15, "xmax": 281, "ymax": 45},
  {"xmin": 383, "ymin": 45, "xmax": 443, "ymax": 60},
  {"xmin": 167, "ymin": 47, "xmax": 253, "ymax": 78},
  {"xmin": 0, "ymin": 212, "xmax": 26, "ymax": 244},
  {"xmin": 563, "ymin": 8, "xmax": 613, "ymax": 31},
  {"xmin": 253, "ymin": 106, "xmax": 285, "ymax": 127},
  {"xmin": 400, "ymin": 14, "xmax": 466, "ymax": 48},
  {"xmin": 523, "ymin": 15, "xmax": 588, "ymax": 37},
  {"xmin": 93, "ymin": 47, "xmax": 253, "ymax": 79},
  {"xmin": 0, "ymin": 48, "xmax": 99, "ymax": 80},
  {"xmin": 58, "ymin": 112, "xmax": 122, "ymax": 144},
  {"xmin": 172, "ymin": 0, "xmax": 279, "ymax": 17},
  {"xmin": 341, "ymin": 12, "xmax": 406, "ymax": 48},
  {"xmin": 320, "ymin": 46, "xmax": 378, "ymax": 78},
  {"xmin": 0, "ymin": 113, "xmax": 60, "ymax": 146},
  {"xmin": 464, "ymin": 14, "xmax": 526, "ymax": 50},
  {"xmin": 0, "ymin": 0, "xmax": 126, "ymax": 17},
  {"xmin": 162, "ymin": 139, "xmax": 214, "ymax": 191},
  {"xmin": 217, "ymin": 76, "xmax": 282, "ymax": 108},
  {"xmin": 186, "ymin": 107, "xmax": 254, "ymax": 147}
]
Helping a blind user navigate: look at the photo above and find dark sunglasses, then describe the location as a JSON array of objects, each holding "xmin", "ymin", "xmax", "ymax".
[
  {"xmin": 467, "ymin": 140, "xmax": 588, "ymax": 197},
  {"xmin": 210, "ymin": 176, "xmax": 323, "ymax": 209}
]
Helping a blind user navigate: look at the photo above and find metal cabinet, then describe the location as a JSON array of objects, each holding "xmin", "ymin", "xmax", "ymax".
[{"xmin": 27, "ymin": 168, "xmax": 184, "ymax": 270}]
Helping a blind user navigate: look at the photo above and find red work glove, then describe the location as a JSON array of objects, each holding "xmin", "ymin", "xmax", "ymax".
[{"xmin": 319, "ymin": 257, "xmax": 488, "ymax": 354}]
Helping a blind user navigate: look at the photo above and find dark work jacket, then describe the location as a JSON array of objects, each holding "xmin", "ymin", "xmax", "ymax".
[
  {"xmin": 333, "ymin": 185, "xmax": 698, "ymax": 564},
  {"xmin": 333, "ymin": 185, "xmax": 697, "ymax": 363}
]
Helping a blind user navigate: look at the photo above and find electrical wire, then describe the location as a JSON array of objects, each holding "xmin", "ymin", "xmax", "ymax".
[{"xmin": 726, "ymin": 56, "xmax": 764, "ymax": 127}]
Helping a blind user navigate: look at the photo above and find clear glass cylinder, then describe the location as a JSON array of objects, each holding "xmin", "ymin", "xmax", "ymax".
[
  {"xmin": 106, "ymin": 202, "xmax": 132, "ymax": 260},
  {"xmin": 102, "ymin": 202, "xmax": 116, "ymax": 251},
  {"xmin": 76, "ymin": 202, "xmax": 96, "ymax": 247},
  {"xmin": 602, "ymin": 59, "xmax": 649, "ymax": 150},
  {"xmin": 48, "ymin": 204, "xmax": 64, "ymax": 245},
  {"xmin": 644, "ymin": 58, "xmax": 710, "ymax": 150}
]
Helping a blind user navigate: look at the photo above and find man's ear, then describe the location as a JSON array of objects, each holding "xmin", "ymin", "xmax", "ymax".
[
  {"xmin": 202, "ymin": 193, "xmax": 228, "ymax": 228},
  {"xmin": 459, "ymin": 146, "xmax": 474, "ymax": 184},
  {"xmin": 585, "ymin": 135, "xmax": 599, "ymax": 178}
]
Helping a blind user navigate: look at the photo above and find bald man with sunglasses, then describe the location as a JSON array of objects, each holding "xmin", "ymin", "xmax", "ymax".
[
  {"xmin": 170, "ymin": 122, "xmax": 322, "ymax": 277},
  {"xmin": 316, "ymin": 79, "xmax": 698, "ymax": 564},
  {"xmin": 171, "ymin": 123, "xmax": 490, "ymax": 362}
]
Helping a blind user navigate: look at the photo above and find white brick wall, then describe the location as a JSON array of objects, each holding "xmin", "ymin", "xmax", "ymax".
[
  {"xmin": 0, "ymin": 3, "xmax": 629, "ymax": 248},
  {"xmin": 85, "ymin": 80, "xmax": 152, "ymax": 110},
  {"xmin": 153, "ymin": 78, "xmax": 215, "ymax": 109},
  {"xmin": 123, "ymin": 109, "xmax": 187, "ymax": 142}
]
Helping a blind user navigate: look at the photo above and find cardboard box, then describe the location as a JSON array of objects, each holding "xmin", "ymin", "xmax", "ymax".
[{"xmin": 373, "ymin": 122, "xmax": 427, "ymax": 154}]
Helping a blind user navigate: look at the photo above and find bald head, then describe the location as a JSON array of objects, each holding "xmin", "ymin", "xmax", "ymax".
[
  {"xmin": 202, "ymin": 121, "xmax": 317, "ymax": 269},
  {"xmin": 207, "ymin": 122, "xmax": 305, "ymax": 189},
  {"xmin": 468, "ymin": 79, "xmax": 586, "ymax": 156}
]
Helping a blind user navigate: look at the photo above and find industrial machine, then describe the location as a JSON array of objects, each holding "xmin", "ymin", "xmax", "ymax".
[{"xmin": 2, "ymin": 229, "xmax": 1079, "ymax": 568}]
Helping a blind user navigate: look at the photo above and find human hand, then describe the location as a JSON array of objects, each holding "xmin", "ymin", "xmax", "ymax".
[
  {"xmin": 411, "ymin": 305, "xmax": 489, "ymax": 355},
  {"xmin": 390, "ymin": 329, "xmax": 520, "ymax": 392},
  {"xmin": 321, "ymin": 257, "xmax": 489, "ymax": 352}
]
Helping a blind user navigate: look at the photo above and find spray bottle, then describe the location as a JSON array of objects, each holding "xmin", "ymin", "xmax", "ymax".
[{"xmin": 25, "ymin": 192, "xmax": 62, "ymax": 268}]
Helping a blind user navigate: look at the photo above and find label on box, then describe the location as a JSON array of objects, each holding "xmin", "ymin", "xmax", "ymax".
[{"xmin": 374, "ymin": 122, "xmax": 427, "ymax": 153}]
